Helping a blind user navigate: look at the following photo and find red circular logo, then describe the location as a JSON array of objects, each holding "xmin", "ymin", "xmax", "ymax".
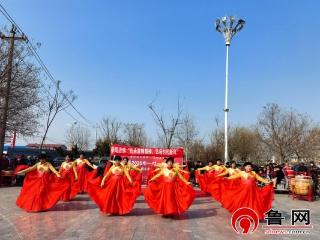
[{"xmin": 231, "ymin": 207, "xmax": 259, "ymax": 235}]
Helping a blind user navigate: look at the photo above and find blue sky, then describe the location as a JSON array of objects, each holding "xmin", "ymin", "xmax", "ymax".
[{"xmin": 1, "ymin": 0, "xmax": 320, "ymax": 146}]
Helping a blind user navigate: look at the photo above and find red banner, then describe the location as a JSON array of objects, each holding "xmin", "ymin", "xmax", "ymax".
[
  {"xmin": 110, "ymin": 144, "xmax": 184, "ymax": 184},
  {"xmin": 110, "ymin": 144, "xmax": 184, "ymax": 157}
]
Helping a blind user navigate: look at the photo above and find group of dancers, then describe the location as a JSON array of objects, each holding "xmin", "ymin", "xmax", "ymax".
[
  {"xmin": 15, "ymin": 154, "xmax": 274, "ymax": 220},
  {"xmin": 195, "ymin": 159, "xmax": 274, "ymax": 219}
]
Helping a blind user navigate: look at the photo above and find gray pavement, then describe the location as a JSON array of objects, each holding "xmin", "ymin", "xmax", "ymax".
[{"xmin": 0, "ymin": 187, "xmax": 319, "ymax": 240}]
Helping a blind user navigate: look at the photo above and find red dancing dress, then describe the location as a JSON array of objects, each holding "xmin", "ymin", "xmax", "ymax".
[
  {"xmin": 207, "ymin": 166, "xmax": 239, "ymax": 202},
  {"xmin": 195, "ymin": 170, "xmax": 206, "ymax": 192},
  {"xmin": 87, "ymin": 165, "xmax": 139, "ymax": 215},
  {"xmin": 123, "ymin": 163, "xmax": 142, "ymax": 197},
  {"xmin": 147, "ymin": 162, "xmax": 166, "ymax": 183},
  {"xmin": 174, "ymin": 163, "xmax": 190, "ymax": 181},
  {"xmin": 147, "ymin": 164, "xmax": 156, "ymax": 183},
  {"xmin": 220, "ymin": 171, "xmax": 274, "ymax": 220},
  {"xmin": 14, "ymin": 164, "xmax": 30, "ymax": 176},
  {"xmin": 125, "ymin": 163, "xmax": 142, "ymax": 183},
  {"xmin": 59, "ymin": 161, "xmax": 79, "ymax": 201},
  {"xmin": 74, "ymin": 158, "xmax": 96, "ymax": 193},
  {"xmin": 16, "ymin": 162, "xmax": 69, "ymax": 212},
  {"xmin": 144, "ymin": 167, "xmax": 195, "ymax": 215},
  {"xmin": 103, "ymin": 161, "xmax": 112, "ymax": 176},
  {"xmin": 196, "ymin": 165, "xmax": 226, "ymax": 196}
]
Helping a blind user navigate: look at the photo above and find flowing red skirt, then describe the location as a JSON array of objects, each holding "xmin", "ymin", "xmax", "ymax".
[
  {"xmin": 182, "ymin": 171, "xmax": 190, "ymax": 181},
  {"xmin": 103, "ymin": 161, "xmax": 112, "ymax": 176},
  {"xmin": 207, "ymin": 178, "xmax": 222, "ymax": 202},
  {"xmin": 60, "ymin": 169, "xmax": 79, "ymax": 201},
  {"xmin": 220, "ymin": 178, "xmax": 274, "ymax": 219},
  {"xmin": 87, "ymin": 174, "xmax": 139, "ymax": 215},
  {"xmin": 14, "ymin": 165, "xmax": 30, "ymax": 175},
  {"xmin": 16, "ymin": 171, "xmax": 69, "ymax": 212},
  {"xmin": 144, "ymin": 176, "xmax": 195, "ymax": 215},
  {"xmin": 76, "ymin": 165, "xmax": 96, "ymax": 192},
  {"xmin": 195, "ymin": 171, "xmax": 207, "ymax": 192},
  {"xmin": 196, "ymin": 171, "xmax": 217, "ymax": 194},
  {"xmin": 128, "ymin": 169, "xmax": 142, "ymax": 197},
  {"xmin": 147, "ymin": 165, "xmax": 156, "ymax": 183},
  {"xmin": 128, "ymin": 169, "xmax": 142, "ymax": 183},
  {"xmin": 206, "ymin": 170, "xmax": 226, "ymax": 200},
  {"xmin": 208, "ymin": 177, "xmax": 242, "ymax": 203}
]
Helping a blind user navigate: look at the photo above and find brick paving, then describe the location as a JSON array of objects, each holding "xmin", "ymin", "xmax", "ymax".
[{"xmin": 0, "ymin": 187, "xmax": 319, "ymax": 240}]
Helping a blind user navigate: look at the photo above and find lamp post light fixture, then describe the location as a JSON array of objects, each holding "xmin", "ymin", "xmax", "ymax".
[{"xmin": 215, "ymin": 16, "xmax": 245, "ymax": 163}]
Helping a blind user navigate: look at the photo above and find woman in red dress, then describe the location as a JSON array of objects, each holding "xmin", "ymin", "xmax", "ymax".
[
  {"xmin": 147, "ymin": 158, "xmax": 167, "ymax": 183},
  {"xmin": 122, "ymin": 157, "xmax": 142, "ymax": 197},
  {"xmin": 59, "ymin": 154, "xmax": 79, "ymax": 201},
  {"xmin": 16, "ymin": 154, "xmax": 69, "ymax": 212},
  {"xmin": 74, "ymin": 153, "xmax": 97, "ymax": 193},
  {"xmin": 147, "ymin": 164, "xmax": 156, "ymax": 182},
  {"xmin": 174, "ymin": 163, "xmax": 190, "ymax": 181},
  {"xmin": 205, "ymin": 159, "xmax": 227, "ymax": 201},
  {"xmin": 196, "ymin": 160, "xmax": 215, "ymax": 193},
  {"xmin": 221, "ymin": 162, "xmax": 274, "ymax": 220},
  {"xmin": 218, "ymin": 161, "xmax": 240, "ymax": 177},
  {"xmin": 122, "ymin": 157, "xmax": 142, "ymax": 182},
  {"xmin": 215, "ymin": 161, "xmax": 241, "ymax": 188},
  {"xmin": 144, "ymin": 157, "xmax": 195, "ymax": 216},
  {"xmin": 208, "ymin": 161, "xmax": 241, "ymax": 203},
  {"xmin": 196, "ymin": 159, "xmax": 226, "ymax": 198},
  {"xmin": 87, "ymin": 156, "xmax": 139, "ymax": 215}
]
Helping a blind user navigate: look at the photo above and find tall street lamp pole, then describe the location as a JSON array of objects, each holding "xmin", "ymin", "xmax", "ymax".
[{"xmin": 215, "ymin": 16, "xmax": 245, "ymax": 163}]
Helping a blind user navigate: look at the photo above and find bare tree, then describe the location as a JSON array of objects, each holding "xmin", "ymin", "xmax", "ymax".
[
  {"xmin": 257, "ymin": 103, "xmax": 312, "ymax": 163},
  {"xmin": 176, "ymin": 114, "xmax": 198, "ymax": 160},
  {"xmin": 148, "ymin": 99, "xmax": 183, "ymax": 148},
  {"xmin": 93, "ymin": 117, "xmax": 122, "ymax": 157},
  {"xmin": 123, "ymin": 123, "xmax": 147, "ymax": 147},
  {"xmin": 0, "ymin": 29, "xmax": 41, "ymax": 137},
  {"xmin": 66, "ymin": 124, "xmax": 91, "ymax": 151},
  {"xmin": 188, "ymin": 139, "xmax": 207, "ymax": 162},
  {"xmin": 206, "ymin": 118, "xmax": 224, "ymax": 161},
  {"xmin": 93, "ymin": 138, "xmax": 110, "ymax": 157},
  {"xmin": 228, "ymin": 126, "xmax": 261, "ymax": 162},
  {"xmin": 40, "ymin": 81, "xmax": 76, "ymax": 149},
  {"xmin": 99, "ymin": 116, "xmax": 122, "ymax": 144},
  {"xmin": 291, "ymin": 126, "xmax": 320, "ymax": 161}
]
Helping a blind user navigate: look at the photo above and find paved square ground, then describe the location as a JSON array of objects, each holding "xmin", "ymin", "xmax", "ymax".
[{"xmin": 0, "ymin": 187, "xmax": 319, "ymax": 240}]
